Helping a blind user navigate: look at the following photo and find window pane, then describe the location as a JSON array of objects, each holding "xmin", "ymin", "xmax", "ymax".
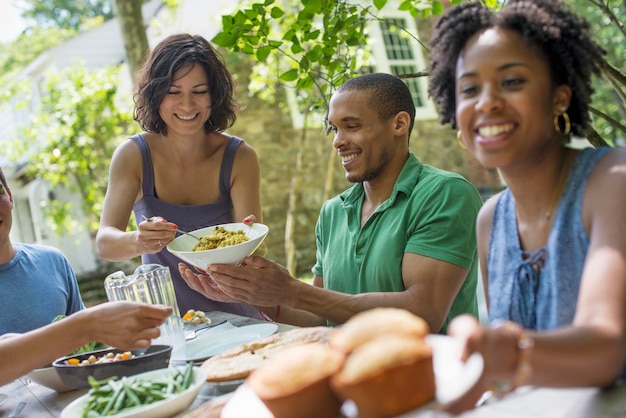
[
  {"xmin": 390, "ymin": 65, "xmax": 424, "ymax": 107},
  {"xmin": 381, "ymin": 18, "xmax": 414, "ymax": 60}
]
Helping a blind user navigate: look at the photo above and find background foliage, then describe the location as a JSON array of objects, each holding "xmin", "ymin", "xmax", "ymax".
[
  {"xmin": 6, "ymin": 65, "xmax": 134, "ymax": 233},
  {"xmin": 1, "ymin": 0, "xmax": 624, "ymax": 240}
]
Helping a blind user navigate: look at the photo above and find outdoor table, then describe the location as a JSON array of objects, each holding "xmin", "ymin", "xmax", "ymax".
[{"xmin": 1, "ymin": 310, "xmax": 624, "ymax": 418}]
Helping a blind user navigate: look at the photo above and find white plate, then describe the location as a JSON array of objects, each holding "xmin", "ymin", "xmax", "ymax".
[
  {"xmin": 222, "ymin": 334, "xmax": 483, "ymax": 418},
  {"xmin": 60, "ymin": 366, "xmax": 207, "ymax": 418},
  {"xmin": 177, "ymin": 323, "xmax": 278, "ymax": 363},
  {"xmin": 183, "ymin": 317, "xmax": 226, "ymax": 332},
  {"xmin": 0, "ymin": 393, "xmax": 7, "ymax": 406},
  {"xmin": 26, "ymin": 366, "xmax": 73, "ymax": 393}
]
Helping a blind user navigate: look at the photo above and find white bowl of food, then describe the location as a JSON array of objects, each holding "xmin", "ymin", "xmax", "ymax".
[
  {"xmin": 167, "ymin": 222, "xmax": 269, "ymax": 270},
  {"xmin": 61, "ymin": 364, "xmax": 207, "ymax": 418}
]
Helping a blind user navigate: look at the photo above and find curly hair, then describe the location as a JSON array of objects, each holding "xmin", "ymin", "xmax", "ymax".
[
  {"xmin": 337, "ymin": 73, "xmax": 416, "ymax": 137},
  {"xmin": 427, "ymin": 0, "xmax": 605, "ymax": 137},
  {"xmin": 134, "ymin": 33, "xmax": 238, "ymax": 135}
]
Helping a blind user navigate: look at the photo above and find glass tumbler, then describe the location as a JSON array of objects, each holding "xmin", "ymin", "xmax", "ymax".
[{"xmin": 104, "ymin": 264, "xmax": 186, "ymax": 359}]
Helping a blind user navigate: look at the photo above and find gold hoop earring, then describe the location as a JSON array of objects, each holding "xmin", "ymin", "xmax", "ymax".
[
  {"xmin": 457, "ymin": 130, "xmax": 467, "ymax": 149},
  {"xmin": 553, "ymin": 112, "xmax": 571, "ymax": 135}
]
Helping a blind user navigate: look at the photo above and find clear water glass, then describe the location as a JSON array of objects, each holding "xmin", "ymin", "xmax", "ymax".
[{"xmin": 104, "ymin": 264, "xmax": 185, "ymax": 358}]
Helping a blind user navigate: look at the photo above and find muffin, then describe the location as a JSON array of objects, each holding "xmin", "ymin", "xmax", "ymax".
[
  {"xmin": 329, "ymin": 307, "xmax": 429, "ymax": 354},
  {"xmin": 331, "ymin": 335, "xmax": 435, "ymax": 418},
  {"xmin": 247, "ymin": 343, "xmax": 346, "ymax": 418}
]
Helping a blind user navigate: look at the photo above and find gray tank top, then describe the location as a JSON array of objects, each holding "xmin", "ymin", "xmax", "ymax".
[
  {"xmin": 488, "ymin": 147, "xmax": 611, "ymax": 330},
  {"xmin": 132, "ymin": 133, "xmax": 262, "ymax": 319}
]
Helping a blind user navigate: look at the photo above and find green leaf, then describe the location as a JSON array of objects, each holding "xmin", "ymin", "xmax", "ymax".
[
  {"xmin": 212, "ymin": 32, "xmax": 236, "ymax": 48},
  {"xmin": 270, "ymin": 7, "xmax": 284, "ymax": 18},
  {"xmin": 433, "ymin": 2, "xmax": 444, "ymax": 15},
  {"xmin": 256, "ymin": 45, "xmax": 272, "ymax": 61},
  {"xmin": 373, "ymin": 0, "xmax": 387, "ymax": 10},
  {"xmin": 280, "ymin": 69, "xmax": 299, "ymax": 82}
]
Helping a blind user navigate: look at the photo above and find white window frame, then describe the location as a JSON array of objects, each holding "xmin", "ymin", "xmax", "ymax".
[{"xmin": 367, "ymin": 13, "xmax": 437, "ymax": 120}]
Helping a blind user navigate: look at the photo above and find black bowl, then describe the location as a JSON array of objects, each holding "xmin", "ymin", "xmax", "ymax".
[{"xmin": 52, "ymin": 345, "xmax": 173, "ymax": 390}]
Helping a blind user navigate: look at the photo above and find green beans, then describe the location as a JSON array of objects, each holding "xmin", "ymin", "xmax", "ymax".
[{"xmin": 82, "ymin": 363, "xmax": 195, "ymax": 417}]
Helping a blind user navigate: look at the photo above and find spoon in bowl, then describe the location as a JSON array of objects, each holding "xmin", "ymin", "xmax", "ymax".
[
  {"xmin": 174, "ymin": 229, "xmax": 203, "ymax": 243},
  {"xmin": 142, "ymin": 215, "xmax": 203, "ymax": 243}
]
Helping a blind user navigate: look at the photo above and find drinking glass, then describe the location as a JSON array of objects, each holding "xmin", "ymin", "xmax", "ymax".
[{"xmin": 104, "ymin": 264, "xmax": 186, "ymax": 359}]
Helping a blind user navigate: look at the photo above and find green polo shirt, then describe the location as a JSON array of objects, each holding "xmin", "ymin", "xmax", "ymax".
[{"xmin": 312, "ymin": 153, "xmax": 482, "ymax": 333}]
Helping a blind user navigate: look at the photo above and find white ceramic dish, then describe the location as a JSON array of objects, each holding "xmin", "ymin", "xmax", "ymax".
[
  {"xmin": 222, "ymin": 334, "xmax": 484, "ymax": 418},
  {"xmin": 177, "ymin": 323, "xmax": 278, "ymax": 363},
  {"xmin": 60, "ymin": 366, "xmax": 207, "ymax": 418},
  {"xmin": 26, "ymin": 366, "xmax": 73, "ymax": 393},
  {"xmin": 425, "ymin": 334, "xmax": 484, "ymax": 407},
  {"xmin": 0, "ymin": 393, "xmax": 7, "ymax": 406},
  {"xmin": 167, "ymin": 222, "xmax": 269, "ymax": 270}
]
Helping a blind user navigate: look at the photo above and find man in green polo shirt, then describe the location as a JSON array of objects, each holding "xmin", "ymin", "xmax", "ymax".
[{"xmin": 181, "ymin": 73, "xmax": 482, "ymax": 333}]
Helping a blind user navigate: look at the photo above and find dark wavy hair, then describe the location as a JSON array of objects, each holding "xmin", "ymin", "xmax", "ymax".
[
  {"xmin": 337, "ymin": 73, "xmax": 416, "ymax": 138},
  {"xmin": 134, "ymin": 33, "xmax": 238, "ymax": 135},
  {"xmin": 427, "ymin": 0, "xmax": 605, "ymax": 137}
]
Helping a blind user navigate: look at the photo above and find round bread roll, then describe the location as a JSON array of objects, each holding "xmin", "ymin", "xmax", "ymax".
[
  {"xmin": 247, "ymin": 343, "xmax": 346, "ymax": 418},
  {"xmin": 329, "ymin": 307, "xmax": 429, "ymax": 354},
  {"xmin": 331, "ymin": 335, "xmax": 435, "ymax": 418}
]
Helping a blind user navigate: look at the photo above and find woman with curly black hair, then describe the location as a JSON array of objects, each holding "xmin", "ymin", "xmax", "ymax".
[{"xmin": 427, "ymin": 0, "xmax": 626, "ymax": 412}]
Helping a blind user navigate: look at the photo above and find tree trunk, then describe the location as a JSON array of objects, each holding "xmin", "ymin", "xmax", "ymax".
[
  {"xmin": 285, "ymin": 110, "xmax": 309, "ymax": 276},
  {"xmin": 114, "ymin": 0, "xmax": 149, "ymax": 89},
  {"xmin": 323, "ymin": 148, "xmax": 337, "ymax": 202}
]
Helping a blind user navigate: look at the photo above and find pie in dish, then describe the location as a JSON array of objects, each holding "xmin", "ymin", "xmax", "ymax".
[{"xmin": 200, "ymin": 326, "xmax": 331, "ymax": 382}]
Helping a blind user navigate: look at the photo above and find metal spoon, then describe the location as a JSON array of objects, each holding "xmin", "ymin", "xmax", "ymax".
[
  {"xmin": 174, "ymin": 228, "xmax": 203, "ymax": 243},
  {"xmin": 184, "ymin": 318, "xmax": 227, "ymax": 340},
  {"xmin": 142, "ymin": 215, "xmax": 202, "ymax": 243}
]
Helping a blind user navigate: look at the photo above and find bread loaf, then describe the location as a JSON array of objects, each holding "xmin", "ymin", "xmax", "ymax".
[
  {"xmin": 328, "ymin": 307, "xmax": 429, "ymax": 354},
  {"xmin": 331, "ymin": 335, "xmax": 435, "ymax": 418},
  {"xmin": 247, "ymin": 343, "xmax": 346, "ymax": 418}
]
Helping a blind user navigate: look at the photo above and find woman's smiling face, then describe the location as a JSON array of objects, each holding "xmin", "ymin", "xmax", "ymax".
[
  {"xmin": 159, "ymin": 64, "xmax": 212, "ymax": 137},
  {"xmin": 454, "ymin": 27, "xmax": 568, "ymax": 169}
]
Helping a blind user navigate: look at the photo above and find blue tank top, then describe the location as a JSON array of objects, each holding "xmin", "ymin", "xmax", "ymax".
[
  {"xmin": 132, "ymin": 133, "xmax": 263, "ymax": 319},
  {"xmin": 488, "ymin": 147, "xmax": 611, "ymax": 330}
]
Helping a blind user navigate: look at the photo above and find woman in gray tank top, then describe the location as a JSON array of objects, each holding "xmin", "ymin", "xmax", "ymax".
[{"xmin": 96, "ymin": 34, "xmax": 263, "ymax": 319}]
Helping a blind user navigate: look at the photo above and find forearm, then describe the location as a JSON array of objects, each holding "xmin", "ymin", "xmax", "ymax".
[
  {"xmin": 290, "ymin": 285, "xmax": 419, "ymax": 326},
  {"xmin": 527, "ymin": 327, "xmax": 624, "ymax": 387},
  {"xmin": 96, "ymin": 227, "xmax": 142, "ymax": 261},
  {"xmin": 257, "ymin": 304, "xmax": 327, "ymax": 327},
  {"xmin": 0, "ymin": 315, "xmax": 90, "ymax": 386}
]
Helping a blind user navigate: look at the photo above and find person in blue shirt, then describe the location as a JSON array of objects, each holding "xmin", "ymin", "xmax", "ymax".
[
  {"xmin": 0, "ymin": 301, "xmax": 171, "ymax": 386},
  {"xmin": 0, "ymin": 165, "xmax": 85, "ymax": 335}
]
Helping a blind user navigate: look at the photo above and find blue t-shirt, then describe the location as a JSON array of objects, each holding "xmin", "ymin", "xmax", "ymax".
[{"xmin": 0, "ymin": 243, "xmax": 85, "ymax": 334}]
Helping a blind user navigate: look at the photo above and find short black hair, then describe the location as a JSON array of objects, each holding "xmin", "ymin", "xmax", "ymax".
[
  {"xmin": 427, "ymin": 0, "xmax": 605, "ymax": 137},
  {"xmin": 134, "ymin": 33, "xmax": 238, "ymax": 135},
  {"xmin": 337, "ymin": 73, "xmax": 416, "ymax": 137}
]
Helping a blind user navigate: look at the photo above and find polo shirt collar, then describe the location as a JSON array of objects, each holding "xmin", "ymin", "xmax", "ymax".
[{"xmin": 339, "ymin": 153, "xmax": 423, "ymax": 207}]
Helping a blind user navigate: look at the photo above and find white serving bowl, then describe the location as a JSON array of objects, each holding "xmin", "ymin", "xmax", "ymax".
[
  {"xmin": 61, "ymin": 366, "xmax": 207, "ymax": 418},
  {"xmin": 167, "ymin": 222, "xmax": 269, "ymax": 270}
]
